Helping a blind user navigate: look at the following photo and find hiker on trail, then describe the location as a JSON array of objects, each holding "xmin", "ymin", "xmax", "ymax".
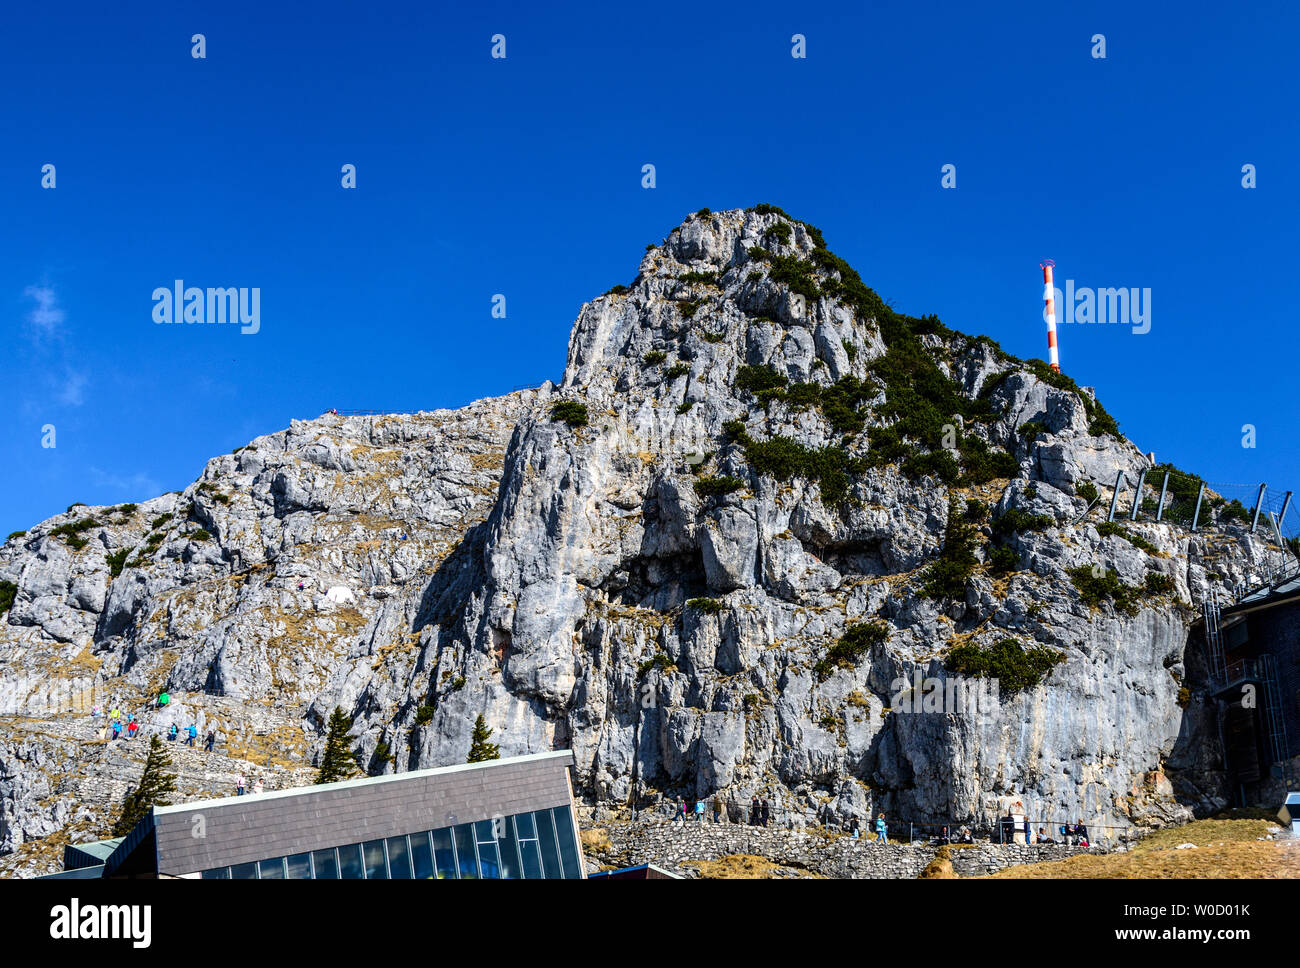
[
  {"xmin": 694, "ymin": 799, "xmax": 705, "ymax": 823},
  {"xmin": 236, "ymin": 774, "xmax": 246, "ymax": 796},
  {"xmin": 204, "ymin": 731, "xmax": 215, "ymax": 752},
  {"xmin": 711, "ymin": 795, "xmax": 722, "ymax": 824},
  {"xmin": 1024, "ymin": 816, "xmax": 1033, "ymax": 844},
  {"xmin": 127, "ymin": 719, "xmax": 138, "ymax": 739},
  {"xmin": 253, "ymin": 776, "xmax": 264, "ymax": 795},
  {"xmin": 874, "ymin": 813, "xmax": 887, "ymax": 844},
  {"xmin": 958, "ymin": 826, "xmax": 973, "ymax": 844},
  {"xmin": 760, "ymin": 799, "xmax": 771, "ymax": 828},
  {"xmin": 109, "ymin": 707, "xmax": 120, "ymax": 721},
  {"xmin": 111, "ymin": 721, "xmax": 122, "ymax": 739},
  {"xmin": 91, "ymin": 704, "xmax": 101, "ymax": 718},
  {"xmin": 849, "ymin": 817, "xmax": 861, "ymax": 839},
  {"xmin": 749, "ymin": 797, "xmax": 760, "ymax": 826},
  {"xmin": 186, "ymin": 724, "xmax": 197, "ymax": 747},
  {"xmin": 297, "ymin": 581, "xmax": 304, "ymax": 591},
  {"xmin": 168, "ymin": 723, "xmax": 178, "ymax": 742},
  {"xmin": 673, "ymin": 799, "xmax": 686, "ymax": 824},
  {"xmin": 1074, "ymin": 820, "xmax": 1089, "ymax": 847},
  {"xmin": 1037, "ymin": 827, "xmax": 1053, "ymax": 844}
]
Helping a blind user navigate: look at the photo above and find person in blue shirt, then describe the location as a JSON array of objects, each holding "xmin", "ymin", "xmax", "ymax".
[
  {"xmin": 874, "ymin": 813, "xmax": 887, "ymax": 844},
  {"xmin": 186, "ymin": 724, "xmax": 197, "ymax": 747},
  {"xmin": 168, "ymin": 723, "xmax": 178, "ymax": 741}
]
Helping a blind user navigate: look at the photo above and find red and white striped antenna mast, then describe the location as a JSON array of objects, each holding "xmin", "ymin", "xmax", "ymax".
[{"xmin": 1041, "ymin": 259, "xmax": 1060, "ymax": 372}]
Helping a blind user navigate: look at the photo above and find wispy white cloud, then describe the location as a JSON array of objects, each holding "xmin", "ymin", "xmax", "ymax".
[
  {"xmin": 88, "ymin": 466, "xmax": 161, "ymax": 500},
  {"xmin": 56, "ymin": 368, "xmax": 88, "ymax": 407},
  {"xmin": 23, "ymin": 285, "xmax": 65, "ymax": 334}
]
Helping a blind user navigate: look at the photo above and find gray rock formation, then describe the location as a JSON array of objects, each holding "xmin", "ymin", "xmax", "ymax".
[{"xmin": 0, "ymin": 207, "xmax": 1282, "ymax": 876}]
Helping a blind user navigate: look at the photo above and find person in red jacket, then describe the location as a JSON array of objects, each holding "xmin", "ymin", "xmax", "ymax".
[{"xmin": 127, "ymin": 719, "xmax": 138, "ymax": 739}]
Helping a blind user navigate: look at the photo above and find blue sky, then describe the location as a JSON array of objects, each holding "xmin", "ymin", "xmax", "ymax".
[{"xmin": 2, "ymin": 1, "xmax": 1297, "ymax": 536}]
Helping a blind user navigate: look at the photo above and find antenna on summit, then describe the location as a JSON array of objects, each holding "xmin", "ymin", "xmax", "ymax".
[{"xmin": 1041, "ymin": 259, "xmax": 1060, "ymax": 373}]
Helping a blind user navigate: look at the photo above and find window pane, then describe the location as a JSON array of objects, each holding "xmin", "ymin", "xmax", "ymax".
[
  {"xmin": 363, "ymin": 840, "xmax": 388, "ymax": 879},
  {"xmin": 311, "ymin": 849, "xmax": 339, "ymax": 879},
  {"xmin": 410, "ymin": 832, "xmax": 435, "ymax": 880},
  {"xmin": 498, "ymin": 816, "xmax": 522, "ymax": 879},
  {"xmin": 286, "ymin": 853, "xmax": 312, "ymax": 879},
  {"xmin": 386, "ymin": 836, "xmax": 412, "ymax": 879},
  {"xmin": 230, "ymin": 862, "xmax": 258, "ymax": 880},
  {"xmin": 258, "ymin": 857, "xmax": 285, "ymax": 879},
  {"xmin": 453, "ymin": 824, "xmax": 477, "ymax": 879},
  {"xmin": 431, "ymin": 827, "xmax": 456, "ymax": 879},
  {"xmin": 535, "ymin": 810, "xmax": 561, "ymax": 878},
  {"xmin": 552, "ymin": 807, "xmax": 582, "ymax": 879},
  {"xmin": 519, "ymin": 837, "xmax": 543, "ymax": 879},
  {"xmin": 339, "ymin": 844, "xmax": 364, "ymax": 880},
  {"xmin": 475, "ymin": 822, "xmax": 500, "ymax": 879},
  {"xmin": 201, "ymin": 867, "xmax": 230, "ymax": 879},
  {"xmin": 514, "ymin": 812, "xmax": 537, "ymax": 839}
]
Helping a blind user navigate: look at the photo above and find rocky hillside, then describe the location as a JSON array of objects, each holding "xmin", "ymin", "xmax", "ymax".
[{"xmin": 1, "ymin": 206, "xmax": 1285, "ymax": 876}]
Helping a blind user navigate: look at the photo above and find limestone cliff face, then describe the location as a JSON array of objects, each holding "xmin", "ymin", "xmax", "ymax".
[{"xmin": 0, "ymin": 208, "xmax": 1280, "ymax": 874}]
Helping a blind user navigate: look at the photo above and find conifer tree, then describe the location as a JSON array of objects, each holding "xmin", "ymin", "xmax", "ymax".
[
  {"xmin": 316, "ymin": 706, "xmax": 359, "ymax": 784},
  {"xmin": 466, "ymin": 714, "xmax": 500, "ymax": 763},
  {"xmin": 112, "ymin": 734, "xmax": 178, "ymax": 836}
]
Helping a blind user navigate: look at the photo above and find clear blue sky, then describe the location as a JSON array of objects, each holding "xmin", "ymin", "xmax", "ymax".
[{"xmin": 3, "ymin": 0, "xmax": 1297, "ymax": 537}]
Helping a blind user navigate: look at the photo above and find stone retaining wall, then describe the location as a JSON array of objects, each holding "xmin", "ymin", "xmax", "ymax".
[{"xmin": 586, "ymin": 820, "xmax": 1102, "ymax": 878}]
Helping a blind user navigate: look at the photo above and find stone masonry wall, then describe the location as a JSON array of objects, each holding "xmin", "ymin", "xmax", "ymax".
[{"xmin": 586, "ymin": 819, "xmax": 1101, "ymax": 878}]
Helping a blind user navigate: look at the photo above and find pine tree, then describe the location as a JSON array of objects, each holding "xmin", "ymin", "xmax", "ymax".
[
  {"xmin": 112, "ymin": 735, "xmax": 178, "ymax": 836},
  {"xmin": 467, "ymin": 714, "xmax": 500, "ymax": 763},
  {"xmin": 316, "ymin": 706, "xmax": 359, "ymax": 784}
]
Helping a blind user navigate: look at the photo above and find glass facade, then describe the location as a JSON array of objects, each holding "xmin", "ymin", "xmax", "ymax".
[{"xmin": 198, "ymin": 808, "xmax": 583, "ymax": 880}]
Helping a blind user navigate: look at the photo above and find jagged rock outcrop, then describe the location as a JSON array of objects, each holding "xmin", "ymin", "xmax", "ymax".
[{"xmin": 1, "ymin": 207, "xmax": 1286, "ymax": 876}]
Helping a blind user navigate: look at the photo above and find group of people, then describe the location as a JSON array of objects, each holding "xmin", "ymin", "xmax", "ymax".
[
  {"xmin": 661, "ymin": 793, "xmax": 1092, "ymax": 848},
  {"xmin": 928, "ymin": 825, "xmax": 975, "ymax": 845},
  {"xmin": 91, "ymin": 704, "xmax": 216, "ymax": 752},
  {"xmin": 670, "ymin": 796, "xmax": 775, "ymax": 826},
  {"xmin": 235, "ymin": 774, "xmax": 265, "ymax": 796},
  {"xmin": 844, "ymin": 814, "xmax": 891, "ymax": 843},
  {"xmin": 999, "ymin": 810, "xmax": 1091, "ymax": 846}
]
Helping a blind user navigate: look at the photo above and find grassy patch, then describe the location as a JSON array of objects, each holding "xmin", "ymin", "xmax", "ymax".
[
  {"xmin": 920, "ymin": 503, "xmax": 979, "ymax": 599},
  {"xmin": 986, "ymin": 817, "xmax": 1299, "ymax": 879},
  {"xmin": 106, "ymin": 548, "xmax": 130, "ymax": 578},
  {"xmin": 550, "ymin": 401, "xmax": 589, "ymax": 427},
  {"xmin": 0, "ymin": 580, "xmax": 16, "ymax": 615},
  {"xmin": 1067, "ymin": 566, "xmax": 1174, "ymax": 613},
  {"xmin": 693, "ymin": 476, "xmax": 745, "ymax": 498},
  {"xmin": 945, "ymin": 638, "xmax": 1066, "ymax": 693},
  {"xmin": 814, "ymin": 622, "xmax": 889, "ymax": 680}
]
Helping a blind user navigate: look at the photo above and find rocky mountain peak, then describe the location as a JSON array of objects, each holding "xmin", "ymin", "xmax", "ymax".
[{"xmin": 0, "ymin": 206, "xmax": 1279, "ymax": 875}]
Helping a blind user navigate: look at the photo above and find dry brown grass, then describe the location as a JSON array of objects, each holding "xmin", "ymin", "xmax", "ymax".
[
  {"xmin": 580, "ymin": 828, "xmax": 611, "ymax": 852},
  {"xmin": 986, "ymin": 817, "xmax": 1298, "ymax": 879},
  {"xmin": 920, "ymin": 845, "xmax": 957, "ymax": 878},
  {"xmin": 683, "ymin": 854, "xmax": 818, "ymax": 879}
]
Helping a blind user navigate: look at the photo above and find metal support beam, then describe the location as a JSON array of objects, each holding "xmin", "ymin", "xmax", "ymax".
[
  {"xmin": 1155, "ymin": 470, "xmax": 1171, "ymax": 522},
  {"xmin": 1107, "ymin": 471, "xmax": 1125, "ymax": 523},
  {"xmin": 1130, "ymin": 469, "xmax": 1149, "ymax": 520},
  {"xmin": 1278, "ymin": 491, "xmax": 1293, "ymax": 530},
  {"xmin": 1191, "ymin": 482, "xmax": 1206, "ymax": 531},
  {"xmin": 1269, "ymin": 511, "xmax": 1285, "ymax": 548},
  {"xmin": 1250, "ymin": 483, "xmax": 1267, "ymax": 534}
]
